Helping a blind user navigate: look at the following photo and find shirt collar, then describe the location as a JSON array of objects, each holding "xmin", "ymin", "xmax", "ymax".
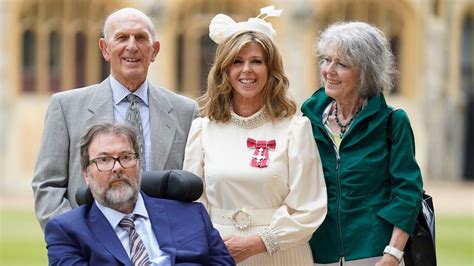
[
  {"xmin": 322, "ymin": 100, "xmax": 334, "ymax": 125},
  {"xmin": 95, "ymin": 192, "xmax": 150, "ymax": 229},
  {"xmin": 110, "ymin": 75, "xmax": 149, "ymax": 106}
]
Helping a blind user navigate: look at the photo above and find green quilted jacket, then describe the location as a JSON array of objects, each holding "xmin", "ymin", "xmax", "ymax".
[{"xmin": 301, "ymin": 88, "xmax": 423, "ymax": 263}]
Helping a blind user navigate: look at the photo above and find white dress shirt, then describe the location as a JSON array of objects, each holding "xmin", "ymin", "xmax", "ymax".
[{"xmin": 96, "ymin": 193, "xmax": 170, "ymax": 265}]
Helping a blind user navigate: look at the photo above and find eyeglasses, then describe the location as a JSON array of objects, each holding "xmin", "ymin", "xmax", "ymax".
[{"xmin": 88, "ymin": 153, "xmax": 139, "ymax": 172}]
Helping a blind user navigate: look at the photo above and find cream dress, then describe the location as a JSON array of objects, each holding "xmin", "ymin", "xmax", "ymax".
[{"xmin": 183, "ymin": 109, "xmax": 327, "ymax": 266}]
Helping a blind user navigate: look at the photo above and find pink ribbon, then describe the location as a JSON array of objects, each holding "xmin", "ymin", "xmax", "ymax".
[{"xmin": 247, "ymin": 138, "xmax": 276, "ymax": 168}]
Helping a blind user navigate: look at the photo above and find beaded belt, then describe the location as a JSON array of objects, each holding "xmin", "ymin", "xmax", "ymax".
[{"xmin": 210, "ymin": 207, "xmax": 277, "ymax": 230}]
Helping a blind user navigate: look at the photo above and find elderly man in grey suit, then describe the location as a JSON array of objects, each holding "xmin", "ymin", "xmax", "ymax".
[{"xmin": 32, "ymin": 7, "xmax": 198, "ymax": 230}]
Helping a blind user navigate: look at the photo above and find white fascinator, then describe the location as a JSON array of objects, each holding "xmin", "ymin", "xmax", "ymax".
[{"xmin": 209, "ymin": 5, "xmax": 283, "ymax": 44}]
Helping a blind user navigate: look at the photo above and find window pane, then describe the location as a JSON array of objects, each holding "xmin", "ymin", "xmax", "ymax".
[
  {"xmin": 75, "ymin": 32, "xmax": 87, "ymax": 87},
  {"xmin": 22, "ymin": 30, "xmax": 36, "ymax": 93},
  {"xmin": 462, "ymin": 15, "xmax": 474, "ymax": 180},
  {"xmin": 49, "ymin": 31, "xmax": 61, "ymax": 93}
]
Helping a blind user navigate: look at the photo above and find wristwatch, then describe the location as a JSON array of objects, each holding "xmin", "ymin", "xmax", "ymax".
[{"xmin": 383, "ymin": 245, "xmax": 404, "ymax": 262}]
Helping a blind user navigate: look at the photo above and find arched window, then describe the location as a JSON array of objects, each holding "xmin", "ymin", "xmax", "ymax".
[
  {"xmin": 22, "ymin": 30, "xmax": 36, "ymax": 93},
  {"xmin": 75, "ymin": 32, "xmax": 87, "ymax": 87},
  {"xmin": 49, "ymin": 31, "xmax": 61, "ymax": 93}
]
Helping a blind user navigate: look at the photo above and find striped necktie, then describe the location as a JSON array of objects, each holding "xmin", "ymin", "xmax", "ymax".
[
  {"xmin": 125, "ymin": 94, "xmax": 145, "ymax": 169},
  {"xmin": 119, "ymin": 215, "xmax": 150, "ymax": 266}
]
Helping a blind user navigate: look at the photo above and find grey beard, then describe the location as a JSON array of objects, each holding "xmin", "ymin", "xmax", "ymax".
[
  {"xmin": 102, "ymin": 181, "xmax": 138, "ymax": 213},
  {"xmin": 91, "ymin": 173, "xmax": 140, "ymax": 213}
]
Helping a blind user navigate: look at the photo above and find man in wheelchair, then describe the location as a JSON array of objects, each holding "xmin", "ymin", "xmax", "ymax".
[{"xmin": 44, "ymin": 123, "xmax": 234, "ymax": 265}]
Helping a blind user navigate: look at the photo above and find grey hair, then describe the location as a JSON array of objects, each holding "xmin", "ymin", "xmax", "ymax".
[
  {"xmin": 102, "ymin": 8, "xmax": 156, "ymax": 41},
  {"xmin": 315, "ymin": 21, "xmax": 397, "ymax": 97},
  {"xmin": 79, "ymin": 123, "xmax": 140, "ymax": 170}
]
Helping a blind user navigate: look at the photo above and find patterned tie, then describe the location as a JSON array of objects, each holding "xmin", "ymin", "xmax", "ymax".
[
  {"xmin": 125, "ymin": 94, "xmax": 145, "ymax": 169},
  {"xmin": 119, "ymin": 215, "xmax": 150, "ymax": 266}
]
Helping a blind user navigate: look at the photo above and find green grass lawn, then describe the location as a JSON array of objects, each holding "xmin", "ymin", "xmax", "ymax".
[
  {"xmin": 0, "ymin": 209, "xmax": 472, "ymax": 265},
  {"xmin": 1, "ymin": 209, "xmax": 47, "ymax": 265},
  {"xmin": 436, "ymin": 215, "xmax": 474, "ymax": 266}
]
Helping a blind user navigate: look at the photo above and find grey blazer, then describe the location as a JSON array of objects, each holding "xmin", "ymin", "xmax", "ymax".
[{"xmin": 32, "ymin": 78, "xmax": 198, "ymax": 229}]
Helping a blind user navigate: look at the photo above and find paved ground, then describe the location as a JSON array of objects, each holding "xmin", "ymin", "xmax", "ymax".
[{"xmin": 423, "ymin": 181, "xmax": 474, "ymax": 216}]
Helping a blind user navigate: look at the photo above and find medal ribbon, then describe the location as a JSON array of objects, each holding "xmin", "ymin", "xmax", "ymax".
[{"xmin": 247, "ymin": 138, "xmax": 276, "ymax": 168}]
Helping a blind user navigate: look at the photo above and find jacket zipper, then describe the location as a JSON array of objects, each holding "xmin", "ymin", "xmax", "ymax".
[
  {"xmin": 319, "ymin": 114, "xmax": 346, "ymax": 264},
  {"xmin": 335, "ymin": 153, "xmax": 345, "ymax": 263}
]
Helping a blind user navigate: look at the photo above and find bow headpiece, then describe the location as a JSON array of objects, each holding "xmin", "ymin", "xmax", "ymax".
[{"xmin": 209, "ymin": 5, "xmax": 283, "ymax": 44}]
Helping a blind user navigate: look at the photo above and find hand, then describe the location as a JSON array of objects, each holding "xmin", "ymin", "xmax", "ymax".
[
  {"xmin": 375, "ymin": 253, "xmax": 400, "ymax": 266},
  {"xmin": 222, "ymin": 235, "xmax": 266, "ymax": 263},
  {"xmin": 375, "ymin": 226, "xmax": 409, "ymax": 266}
]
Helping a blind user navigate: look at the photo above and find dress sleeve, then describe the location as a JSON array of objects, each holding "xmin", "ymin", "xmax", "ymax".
[
  {"xmin": 183, "ymin": 118, "xmax": 209, "ymax": 209},
  {"xmin": 377, "ymin": 109, "xmax": 423, "ymax": 234},
  {"xmin": 259, "ymin": 116, "xmax": 328, "ymax": 254}
]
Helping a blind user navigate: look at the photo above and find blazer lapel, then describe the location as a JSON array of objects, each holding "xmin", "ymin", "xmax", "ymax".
[
  {"xmin": 148, "ymin": 86, "xmax": 177, "ymax": 170},
  {"xmin": 143, "ymin": 194, "xmax": 176, "ymax": 263},
  {"xmin": 86, "ymin": 77, "xmax": 115, "ymax": 126},
  {"xmin": 87, "ymin": 203, "xmax": 131, "ymax": 265}
]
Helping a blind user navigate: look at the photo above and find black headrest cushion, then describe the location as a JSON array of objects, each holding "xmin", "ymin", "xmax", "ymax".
[{"xmin": 75, "ymin": 170, "xmax": 203, "ymax": 206}]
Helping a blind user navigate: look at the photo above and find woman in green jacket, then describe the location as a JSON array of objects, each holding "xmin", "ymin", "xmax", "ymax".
[{"xmin": 301, "ymin": 22, "xmax": 423, "ymax": 266}]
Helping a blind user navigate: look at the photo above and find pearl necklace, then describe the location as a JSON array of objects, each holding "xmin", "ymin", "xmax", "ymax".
[
  {"xmin": 334, "ymin": 101, "xmax": 362, "ymax": 137},
  {"xmin": 230, "ymin": 107, "xmax": 269, "ymax": 129}
]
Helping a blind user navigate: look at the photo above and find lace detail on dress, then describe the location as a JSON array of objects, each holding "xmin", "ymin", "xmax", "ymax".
[
  {"xmin": 230, "ymin": 107, "xmax": 269, "ymax": 129},
  {"xmin": 259, "ymin": 228, "xmax": 280, "ymax": 255}
]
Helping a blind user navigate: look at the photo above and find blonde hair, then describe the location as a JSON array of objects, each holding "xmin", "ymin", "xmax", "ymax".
[{"xmin": 200, "ymin": 31, "xmax": 295, "ymax": 122}]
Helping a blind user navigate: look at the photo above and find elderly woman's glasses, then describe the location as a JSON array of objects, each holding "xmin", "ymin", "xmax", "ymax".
[{"xmin": 88, "ymin": 153, "xmax": 139, "ymax": 172}]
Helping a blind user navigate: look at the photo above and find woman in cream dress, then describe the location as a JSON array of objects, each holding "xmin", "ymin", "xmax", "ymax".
[{"xmin": 183, "ymin": 7, "xmax": 327, "ymax": 265}]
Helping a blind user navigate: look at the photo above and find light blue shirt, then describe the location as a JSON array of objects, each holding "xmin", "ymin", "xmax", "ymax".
[
  {"xmin": 110, "ymin": 75, "xmax": 151, "ymax": 170},
  {"xmin": 96, "ymin": 193, "xmax": 170, "ymax": 265}
]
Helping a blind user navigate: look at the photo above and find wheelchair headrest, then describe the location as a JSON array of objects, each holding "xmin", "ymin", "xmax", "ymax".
[{"xmin": 75, "ymin": 170, "xmax": 203, "ymax": 206}]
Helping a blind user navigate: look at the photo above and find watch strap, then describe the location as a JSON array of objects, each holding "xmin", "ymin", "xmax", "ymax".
[{"xmin": 383, "ymin": 245, "xmax": 404, "ymax": 262}]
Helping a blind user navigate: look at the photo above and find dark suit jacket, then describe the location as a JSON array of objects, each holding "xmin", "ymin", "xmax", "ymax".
[
  {"xmin": 45, "ymin": 193, "xmax": 235, "ymax": 266},
  {"xmin": 32, "ymin": 77, "xmax": 199, "ymax": 229}
]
